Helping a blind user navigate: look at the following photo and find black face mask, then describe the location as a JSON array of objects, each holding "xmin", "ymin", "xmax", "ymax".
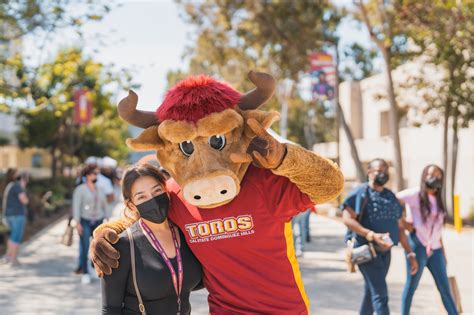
[
  {"xmin": 135, "ymin": 193, "xmax": 170, "ymax": 224},
  {"xmin": 426, "ymin": 177, "xmax": 442, "ymax": 190},
  {"xmin": 374, "ymin": 172, "xmax": 389, "ymax": 186}
]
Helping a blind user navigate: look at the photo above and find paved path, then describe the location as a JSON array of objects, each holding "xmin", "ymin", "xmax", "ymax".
[{"xmin": 0, "ymin": 214, "xmax": 472, "ymax": 314}]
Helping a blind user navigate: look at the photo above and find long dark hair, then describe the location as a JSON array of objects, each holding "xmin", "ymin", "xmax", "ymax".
[
  {"xmin": 419, "ymin": 164, "xmax": 446, "ymax": 222},
  {"xmin": 5, "ymin": 168, "xmax": 18, "ymax": 185},
  {"xmin": 121, "ymin": 164, "xmax": 167, "ymax": 221}
]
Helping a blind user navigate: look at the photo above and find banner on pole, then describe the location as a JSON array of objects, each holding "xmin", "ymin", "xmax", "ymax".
[
  {"xmin": 73, "ymin": 89, "xmax": 92, "ymax": 125},
  {"xmin": 309, "ymin": 52, "xmax": 336, "ymax": 101}
]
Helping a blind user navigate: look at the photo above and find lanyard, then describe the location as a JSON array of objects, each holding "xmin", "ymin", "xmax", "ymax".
[{"xmin": 139, "ymin": 219, "xmax": 183, "ymax": 315}]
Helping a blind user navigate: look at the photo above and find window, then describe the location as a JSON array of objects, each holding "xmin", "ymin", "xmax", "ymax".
[{"xmin": 32, "ymin": 153, "xmax": 42, "ymax": 168}]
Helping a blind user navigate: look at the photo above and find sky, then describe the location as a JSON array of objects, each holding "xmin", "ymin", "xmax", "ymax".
[{"xmin": 22, "ymin": 0, "xmax": 375, "ymax": 112}]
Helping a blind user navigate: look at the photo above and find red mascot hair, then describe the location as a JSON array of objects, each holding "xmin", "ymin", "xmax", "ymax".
[{"xmin": 156, "ymin": 75, "xmax": 241, "ymax": 123}]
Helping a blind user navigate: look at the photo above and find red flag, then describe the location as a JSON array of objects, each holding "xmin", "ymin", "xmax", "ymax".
[{"xmin": 73, "ymin": 89, "xmax": 92, "ymax": 125}]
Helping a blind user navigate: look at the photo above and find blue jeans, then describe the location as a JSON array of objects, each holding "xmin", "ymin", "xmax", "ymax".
[
  {"xmin": 358, "ymin": 250, "xmax": 391, "ymax": 315},
  {"xmin": 401, "ymin": 234, "xmax": 458, "ymax": 315},
  {"xmin": 6, "ymin": 215, "xmax": 26, "ymax": 244},
  {"xmin": 292, "ymin": 210, "xmax": 311, "ymax": 252},
  {"xmin": 78, "ymin": 218, "xmax": 103, "ymax": 273}
]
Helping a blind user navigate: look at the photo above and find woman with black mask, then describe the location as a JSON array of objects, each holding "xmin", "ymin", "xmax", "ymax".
[
  {"xmin": 398, "ymin": 165, "xmax": 457, "ymax": 315},
  {"xmin": 73, "ymin": 164, "xmax": 108, "ymax": 283},
  {"xmin": 101, "ymin": 164, "xmax": 202, "ymax": 315},
  {"xmin": 342, "ymin": 158, "xmax": 417, "ymax": 315}
]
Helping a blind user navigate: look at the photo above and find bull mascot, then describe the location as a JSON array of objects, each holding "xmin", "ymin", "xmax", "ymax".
[{"xmin": 91, "ymin": 71, "xmax": 344, "ymax": 314}]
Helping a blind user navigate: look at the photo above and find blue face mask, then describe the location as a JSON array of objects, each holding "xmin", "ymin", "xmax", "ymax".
[{"xmin": 135, "ymin": 193, "xmax": 170, "ymax": 224}]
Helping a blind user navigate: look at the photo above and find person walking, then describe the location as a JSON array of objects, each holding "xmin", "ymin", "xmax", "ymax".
[
  {"xmin": 342, "ymin": 158, "xmax": 418, "ymax": 315},
  {"xmin": 101, "ymin": 164, "xmax": 203, "ymax": 315},
  {"xmin": 292, "ymin": 208, "xmax": 311, "ymax": 257},
  {"xmin": 1, "ymin": 169, "xmax": 29, "ymax": 266},
  {"xmin": 398, "ymin": 164, "xmax": 458, "ymax": 315},
  {"xmin": 73, "ymin": 164, "xmax": 108, "ymax": 283}
]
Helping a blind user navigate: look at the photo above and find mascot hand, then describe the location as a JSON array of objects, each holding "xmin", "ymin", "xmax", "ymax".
[
  {"xmin": 90, "ymin": 228, "xmax": 120, "ymax": 277},
  {"xmin": 232, "ymin": 118, "xmax": 287, "ymax": 169}
]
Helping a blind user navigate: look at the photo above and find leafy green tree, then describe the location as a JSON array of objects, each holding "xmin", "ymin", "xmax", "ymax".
[
  {"xmin": 0, "ymin": 0, "xmax": 114, "ymax": 100},
  {"xmin": 353, "ymin": 0, "xmax": 414, "ymax": 190},
  {"xmin": 396, "ymin": 0, "xmax": 473, "ymax": 210},
  {"xmin": 175, "ymin": 1, "xmax": 338, "ymax": 147},
  {"xmin": 15, "ymin": 48, "xmax": 134, "ymax": 178},
  {"xmin": 0, "ymin": 0, "xmax": 112, "ymax": 41}
]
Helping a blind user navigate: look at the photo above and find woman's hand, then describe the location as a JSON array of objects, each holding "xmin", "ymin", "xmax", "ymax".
[
  {"xmin": 408, "ymin": 255, "xmax": 419, "ymax": 275},
  {"xmin": 76, "ymin": 223, "xmax": 83, "ymax": 236},
  {"xmin": 405, "ymin": 222, "xmax": 415, "ymax": 233},
  {"xmin": 373, "ymin": 233, "xmax": 392, "ymax": 251}
]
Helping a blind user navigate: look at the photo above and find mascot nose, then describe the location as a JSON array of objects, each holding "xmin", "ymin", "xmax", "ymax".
[{"xmin": 183, "ymin": 175, "xmax": 238, "ymax": 207}]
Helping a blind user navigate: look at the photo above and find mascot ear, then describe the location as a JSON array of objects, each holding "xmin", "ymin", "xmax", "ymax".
[
  {"xmin": 241, "ymin": 110, "xmax": 280, "ymax": 138},
  {"xmin": 126, "ymin": 126, "xmax": 163, "ymax": 151}
]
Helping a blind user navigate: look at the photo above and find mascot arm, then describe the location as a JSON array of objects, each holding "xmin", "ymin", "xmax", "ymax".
[
  {"xmin": 93, "ymin": 216, "xmax": 134, "ymax": 237},
  {"xmin": 91, "ymin": 216, "xmax": 137, "ymax": 277},
  {"xmin": 272, "ymin": 143, "xmax": 344, "ymax": 204}
]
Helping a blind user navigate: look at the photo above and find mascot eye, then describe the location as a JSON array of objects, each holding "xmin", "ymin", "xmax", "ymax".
[
  {"xmin": 208, "ymin": 134, "xmax": 226, "ymax": 151},
  {"xmin": 179, "ymin": 141, "xmax": 194, "ymax": 157}
]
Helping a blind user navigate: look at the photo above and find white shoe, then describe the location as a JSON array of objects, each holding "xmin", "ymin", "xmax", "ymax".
[
  {"xmin": 89, "ymin": 268, "xmax": 99, "ymax": 280},
  {"xmin": 0, "ymin": 256, "xmax": 11, "ymax": 264},
  {"xmin": 81, "ymin": 274, "xmax": 91, "ymax": 284}
]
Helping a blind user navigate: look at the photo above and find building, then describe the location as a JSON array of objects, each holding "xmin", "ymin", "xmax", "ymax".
[{"xmin": 313, "ymin": 62, "xmax": 473, "ymax": 218}]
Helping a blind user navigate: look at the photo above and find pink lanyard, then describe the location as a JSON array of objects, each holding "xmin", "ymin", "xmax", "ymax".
[{"xmin": 139, "ymin": 219, "xmax": 183, "ymax": 315}]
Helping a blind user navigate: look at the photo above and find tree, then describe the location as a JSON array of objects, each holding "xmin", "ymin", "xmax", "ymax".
[
  {"xmin": 325, "ymin": 13, "xmax": 369, "ymax": 183},
  {"xmin": 14, "ymin": 48, "xmax": 134, "ymax": 178},
  {"xmin": 176, "ymin": 2, "xmax": 342, "ymax": 142},
  {"xmin": 0, "ymin": 0, "xmax": 114, "ymax": 100},
  {"xmin": 396, "ymin": 1, "xmax": 473, "ymax": 211},
  {"xmin": 0, "ymin": 0, "xmax": 111, "ymax": 41},
  {"xmin": 353, "ymin": 0, "xmax": 414, "ymax": 191},
  {"xmin": 340, "ymin": 42, "xmax": 378, "ymax": 81}
]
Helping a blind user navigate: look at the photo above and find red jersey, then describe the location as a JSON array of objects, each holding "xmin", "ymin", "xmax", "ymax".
[{"xmin": 168, "ymin": 165, "xmax": 313, "ymax": 314}]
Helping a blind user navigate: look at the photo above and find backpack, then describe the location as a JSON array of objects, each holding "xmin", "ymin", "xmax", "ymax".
[{"xmin": 344, "ymin": 183, "xmax": 370, "ymax": 243}]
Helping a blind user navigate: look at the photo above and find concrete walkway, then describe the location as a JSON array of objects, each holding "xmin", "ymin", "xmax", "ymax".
[{"xmin": 0, "ymin": 214, "xmax": 472, "ymax": 314}]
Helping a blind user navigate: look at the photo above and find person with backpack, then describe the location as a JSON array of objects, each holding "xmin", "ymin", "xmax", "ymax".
[
  {"xmin": 342, "ymin": 159, "xmax": 418, "ymax": 315},
  {"xmin": 398, "ymin": 164, "xmax": 458, "ymax": 315}
]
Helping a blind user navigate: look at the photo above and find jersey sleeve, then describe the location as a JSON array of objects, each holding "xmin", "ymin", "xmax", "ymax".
[{"xmin": 260, "ymin": 168, "xmax": 313, "ymax": 221}]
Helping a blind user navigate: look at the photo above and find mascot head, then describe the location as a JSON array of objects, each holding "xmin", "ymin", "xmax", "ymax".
[{"xmin": 118, "ymin": 71, "xmax": 279, "ymax": 208}]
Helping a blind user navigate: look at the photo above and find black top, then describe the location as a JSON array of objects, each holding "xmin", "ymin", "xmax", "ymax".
[{"xmin": 101, "ymin": 222, "xmax": 203, "ymax": 315}]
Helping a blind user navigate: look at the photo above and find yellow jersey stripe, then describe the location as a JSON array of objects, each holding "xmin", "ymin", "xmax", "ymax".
[{"xmin": 284, "ymin": 221, "xmax": 310, "ymax": 313}]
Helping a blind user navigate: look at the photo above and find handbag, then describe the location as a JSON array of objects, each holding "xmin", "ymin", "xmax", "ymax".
[
  {"xmin": 346, "ymin": 185, "xmax": 377, "ymax": 272},
  {"xmin": 350, "ymin": 242, "xmax": 377, "ymax": 265},
  {"xmin": 449, "ymin": 276, "xmax": 463, "ymax": 313},
  {"xmin": 1, "ymin": 182, "xmax": 14, "ymax": 229},
  {"xmin": 61, "ymin": 217, "xmax": 74, "ymax": 246},
  {"xmin": 126, "ymin": 227, "xmax": 147, "ymax": 315}
]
